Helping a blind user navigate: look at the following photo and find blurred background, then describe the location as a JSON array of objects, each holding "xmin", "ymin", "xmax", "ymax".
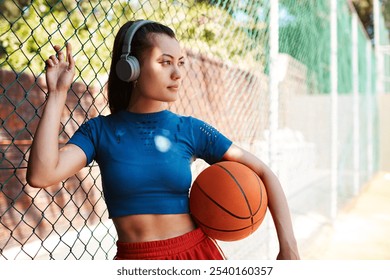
[{"xmin": 1, "ymin": 0, "xmax": 389, "ymax": 260}]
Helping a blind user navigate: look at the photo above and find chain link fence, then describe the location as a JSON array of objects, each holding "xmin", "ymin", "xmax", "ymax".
[{"xmin": 0, "ymin": 0, "xmax": 388, "ymax": 259}]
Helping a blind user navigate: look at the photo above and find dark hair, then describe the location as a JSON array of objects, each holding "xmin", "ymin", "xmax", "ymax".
[{"xmin": 107, "ymin": 20, "xmax": 176, "ymax": 114}]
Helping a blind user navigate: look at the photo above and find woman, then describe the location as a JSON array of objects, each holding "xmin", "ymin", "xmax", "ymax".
[{"xmin": 27, "ymin": 20, "xmax": 299, "ymax": 260}]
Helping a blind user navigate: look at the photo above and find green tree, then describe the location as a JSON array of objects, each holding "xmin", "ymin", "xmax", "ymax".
[
  {"xmin": 352, "ymin": 0, "xmax": 390, "ymax": 40},
  {"xmin": 384, "ymin": 0, "xmax": 390, "ymax": 30},
  {"xmin": 0, "ymin": 0, "xmax": 266, "ymax": 85}
]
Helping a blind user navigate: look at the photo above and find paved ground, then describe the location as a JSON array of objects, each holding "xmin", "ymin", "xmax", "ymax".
[{"xmin": 302, "ymin": 172, "xmax": 390, "ymax": 260}]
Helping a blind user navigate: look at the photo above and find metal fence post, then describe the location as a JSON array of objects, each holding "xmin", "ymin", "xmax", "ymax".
[
  {"xmin": 268, "ymin": 0, "xmax": 279, "ymax": 259},
  {"xmin": 269, "ymin": 0, "xmax": 279, "ymax": 172},
  {"xmin": 366, "ymin": 41, "xmax": 374, "ymax": 179},
  {"xmin": 374, "ymin": 0, "xmax": 384, "ymax": 95},
  {"xmin": 352, "ymin": 11, "xmax": 360, "ymax": 195},
  {"xmin": 330, "ymin": 0, "xmax": 339, "ymax": 219}
]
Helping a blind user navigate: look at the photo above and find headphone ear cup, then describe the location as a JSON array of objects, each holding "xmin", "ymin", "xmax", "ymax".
[{"xmin": 116, "ymin": 56, "xmax": 140, "ymax": 82}]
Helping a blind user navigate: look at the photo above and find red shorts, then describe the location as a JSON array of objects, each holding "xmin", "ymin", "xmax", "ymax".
[{"xmin": 114, "ymin": 228, "xmax": 225, "ymax": 260}]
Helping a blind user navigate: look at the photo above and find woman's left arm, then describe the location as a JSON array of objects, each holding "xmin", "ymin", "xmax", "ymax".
[{"xmin": 222, "ymin": 143, "xmax": 300, "ymax": 260}]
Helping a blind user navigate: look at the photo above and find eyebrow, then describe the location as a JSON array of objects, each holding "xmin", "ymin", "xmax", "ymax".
[{"xmin": 161, "ymin": 53, "xmax": 185, "ymax": 60}]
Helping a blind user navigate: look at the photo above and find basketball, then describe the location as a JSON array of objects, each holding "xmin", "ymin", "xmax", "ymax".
[{"xmin": 189, "ymin": 161, "xmax": 268, "ymax": 241}]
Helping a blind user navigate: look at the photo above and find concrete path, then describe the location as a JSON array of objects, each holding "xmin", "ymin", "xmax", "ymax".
[{"xmin": 303, "ymin": 172, "xmax": 390, "ymax": 259}]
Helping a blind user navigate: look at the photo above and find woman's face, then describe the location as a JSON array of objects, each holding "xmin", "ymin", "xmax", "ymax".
[{"xmin": 131, "ymin": 34, "xmax": 185, "ymax": 107}]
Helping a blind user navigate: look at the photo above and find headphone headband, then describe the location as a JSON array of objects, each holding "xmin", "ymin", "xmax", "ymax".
[
  {"xmin": 116, "ymin": 19, "xmax": 154, "ymax": 82},
  {"xmin": 120, "ymin": 20, "xmax": 154, "ymax": 59}
]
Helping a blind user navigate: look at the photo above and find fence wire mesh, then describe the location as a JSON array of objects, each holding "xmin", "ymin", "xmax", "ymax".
[{"xmin": 0, "ymin": 0, "xmax": 388, "ymax": 259}]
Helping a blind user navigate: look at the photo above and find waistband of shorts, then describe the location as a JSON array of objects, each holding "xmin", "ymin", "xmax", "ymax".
[{"xmin": 116, "ymin": 228, "xmax": 207, "ymax": 258}]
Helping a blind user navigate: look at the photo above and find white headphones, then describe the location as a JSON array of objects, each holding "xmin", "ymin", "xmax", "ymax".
[{"xmin": 116, "ymin": 20, "xmax": 154, "ymax": 82}]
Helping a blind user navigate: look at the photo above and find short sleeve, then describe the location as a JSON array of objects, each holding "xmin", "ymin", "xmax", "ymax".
[
  {"xmin": 67, "ymin": 117, "xmax": 100, "ymax": 165},
  {"xmin": 190, "ymin": 117, "xmax": 233, "ymax": 164}
]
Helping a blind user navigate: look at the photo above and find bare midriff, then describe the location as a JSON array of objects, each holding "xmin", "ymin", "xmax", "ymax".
[{"xmin": 112, "ymin": 214, "xmax": 197, "ymax": 243}]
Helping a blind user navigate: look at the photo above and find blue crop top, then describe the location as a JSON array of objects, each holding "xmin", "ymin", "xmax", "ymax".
[{"xmin": 67, "ymin": 110, "xmax": 232, "ymax": 218}]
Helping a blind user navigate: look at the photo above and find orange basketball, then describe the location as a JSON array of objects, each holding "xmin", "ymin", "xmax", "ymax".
[{"xmin": 189, "ymin": 161, "xmax": 268, "ymax": 241}]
